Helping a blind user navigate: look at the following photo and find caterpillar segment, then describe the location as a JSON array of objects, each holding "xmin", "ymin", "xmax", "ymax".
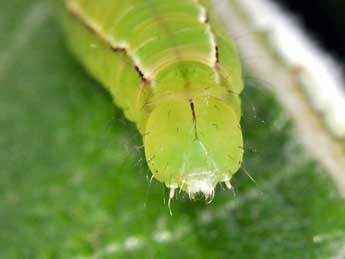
[{"xmin": 61, "ymin": 0, "xmax": 244, "ymax": 200}]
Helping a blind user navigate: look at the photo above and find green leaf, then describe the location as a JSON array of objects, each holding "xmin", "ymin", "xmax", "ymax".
[{"xmin": 1, "ymin": 1, "xmax": 344, "ymax": 258}]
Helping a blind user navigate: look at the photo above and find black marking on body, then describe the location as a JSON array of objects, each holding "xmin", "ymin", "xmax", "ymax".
[
  {"xmin": 212, "ymin": 123, "xmax": 219, "ymax": 129},
  {"xmin": 135, "ymin": 65, "xmax": 148, "ymax": 82},
  {"xmin": 189, "ymin": 99, "xmax": 199, "ymax": 140},
  {"xmin": 215, "ymin": 45, "xmax": 219, "ymax": 63},
  {"xmin": 204, "ymin": 12, "xmax": 210, "ymax": 24},
  {"xmin": 110, "ymin": 46, "xmax": 126, "ymax": 52}
]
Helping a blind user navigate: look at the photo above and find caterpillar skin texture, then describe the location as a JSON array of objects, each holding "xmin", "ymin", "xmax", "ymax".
[{"xmin": 60, "ymin": 0, "xmax": 244, "ymax": 199}]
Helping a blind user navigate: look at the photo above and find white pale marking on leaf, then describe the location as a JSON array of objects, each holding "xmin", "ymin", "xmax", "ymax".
[
  {"xmin": 123, "ymin": 236, "xmax": 144, "ymax": 251},
  {"xmin": 313, "ymin": 230, "xmax": 345, "ymax": 243},
  {"xmin": 312, "ymin": 231, "xmax": 345, "ymax": 259},
  {"xmin": 103, "ymin": 243, "xmax": 120, "ymax": 254},
  {"xmin": 0, "ymin": 2, "xmax": 50, "ymax": 80},
  {"xmin": 76, "ymin": 224, "xmax": 191, "ymax": 259},
  {"xmin": 153, "ymin": 230, "xmax": 173, "ymax": 243},
  {"xmin": 199, "ymin": 210, "xmax": 214, "ymax": 224},
  {"xmin": 334, "ymin": 245, "xmax": 345, "ymax": 259}
]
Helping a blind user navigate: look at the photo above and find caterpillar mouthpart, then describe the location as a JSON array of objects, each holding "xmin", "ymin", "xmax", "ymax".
[
  {"xmin": 185, "ymin": 170, "xmax": 216, "ymax": 200},
  {"xmin": 144, "ymin": 96, "xmax": 243, "ymax": 200}
]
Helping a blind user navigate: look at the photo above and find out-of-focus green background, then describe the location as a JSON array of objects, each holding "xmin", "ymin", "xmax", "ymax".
[{"xmin": 1, "ymin": 1, "xmax": 345, "ymax": 258}]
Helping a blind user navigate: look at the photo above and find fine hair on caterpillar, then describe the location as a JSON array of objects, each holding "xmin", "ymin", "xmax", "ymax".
[{"xmin": 116, "ymin": 77, "xmax": 259, "ymax": 212}]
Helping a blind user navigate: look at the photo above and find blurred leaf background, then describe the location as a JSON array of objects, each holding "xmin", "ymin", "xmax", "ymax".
[
  {"xmin": 276, "ymin": 0, "xmax": 345, "ymax": 66},
  {"xmin": 1, "ymin": 1, "xmax": 345, "ymax": 258}
]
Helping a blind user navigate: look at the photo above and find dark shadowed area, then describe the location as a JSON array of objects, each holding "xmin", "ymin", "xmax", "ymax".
[{"xmin": 274, "ymin": 0, "xmax": 345, "ymax": 66}]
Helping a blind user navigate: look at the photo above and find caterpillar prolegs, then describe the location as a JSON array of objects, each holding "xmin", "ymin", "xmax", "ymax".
[{"xmin": 60, "ymin": 0, "xmax": 244, "ymax": 200}]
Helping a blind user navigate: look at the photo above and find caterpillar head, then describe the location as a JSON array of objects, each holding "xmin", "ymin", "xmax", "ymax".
[{"xmin": 144, "ymin": 95, "xmax": 243, "ymax": 200}]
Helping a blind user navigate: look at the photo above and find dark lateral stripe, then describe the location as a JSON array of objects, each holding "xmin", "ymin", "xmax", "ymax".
[{"xmin": 65, "ymin": 2, "xmax": 147, "ymax": 81}]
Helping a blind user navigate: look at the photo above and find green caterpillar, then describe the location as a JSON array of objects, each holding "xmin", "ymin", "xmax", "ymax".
[{"xmin": 60, "ymin": 0, "xmax": 244, "ymax": 200}]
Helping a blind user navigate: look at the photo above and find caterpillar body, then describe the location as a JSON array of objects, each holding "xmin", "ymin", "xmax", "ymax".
[{"xmin": 60, "ymin": 0, "xmax": 244, "ymax": 200}]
